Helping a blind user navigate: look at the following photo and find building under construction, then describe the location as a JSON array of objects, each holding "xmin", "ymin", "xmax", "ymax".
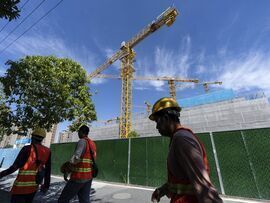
[{"xmin": 60, "ymin": 89, "xmax": 270, "ymax": 142}]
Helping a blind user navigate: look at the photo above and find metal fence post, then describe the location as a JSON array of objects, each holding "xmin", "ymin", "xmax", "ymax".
[
  {"xmin": 127, "ymin": 138, "xmax": 131, "ymax": 184},
  {"xmin": 210, "ymin": 132, "xmax": 225, "ymax": 195}
]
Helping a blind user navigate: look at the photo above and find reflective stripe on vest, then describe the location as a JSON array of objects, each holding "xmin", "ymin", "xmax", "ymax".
[
  {"xmin": 74, "ymin": 168, "xmax": 92, "ymax": 173},
  {"xmin": 81, "ymin": 158, "xmax": 93, "ymax": 164},
  {"xmin": 13, "ymin": 181, "xmax": 37, "ymax": 187},
  {"xmin": 167, "ymin": 183, "xmax": 195, "ymax": 195},
  {"xmin": 11, "ymin": 144, "xmax": 50, "ymax": 195},
  {"xmin": 18, "ymin": 170, "xmax": 37, "ymax": 175},
  {"xmin": 70, "ymin": 138, "xmax": 94, "ymax": 180}
]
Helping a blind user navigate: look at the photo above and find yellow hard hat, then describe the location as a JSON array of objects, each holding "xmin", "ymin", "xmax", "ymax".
[
  {"xmin": 32, "ymin": 128, "xmax": 46, "ymax": 138},
  {"xmin": 149, "ymin": 97, "xmax": 181, "ymax": 121}
]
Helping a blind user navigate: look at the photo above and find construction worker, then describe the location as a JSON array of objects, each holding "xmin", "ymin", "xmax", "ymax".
[
  {"xmin": 149, "ymin": 97, "xmax": 223, "ymax": 203},
  {"xmin": 58, "ymin": 125, "xmax": 96, "ymax": 203},
  {"xmin": 0, "ymin": 128, "xmax": 51, "ymax": 203}
]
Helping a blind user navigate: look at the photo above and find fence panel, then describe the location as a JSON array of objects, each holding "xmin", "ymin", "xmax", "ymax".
[
  {"xmin": 51, "ymin": 142, "xmax": 76, "ymax": 175},
  {"xmin": 197, "ymin": 133, "xmax": 221, "ymax": 192},
  {"xmin": 129, "ymin": 136, "xmax": 169, "ymax": 187},
  {"xmin": 95, "ymin": 139, "xmax": 129, "ymax": 183},
  {"xmin": 49, "ymin": 128, "xmax": 270, "ymax": 200},
  {"xmin": 242, "ymin": 128, "xmax": 270, "ymax": 199},
  {"xmin": 213, "ymin": 131, "xmax": 258, "ymax": 198}
]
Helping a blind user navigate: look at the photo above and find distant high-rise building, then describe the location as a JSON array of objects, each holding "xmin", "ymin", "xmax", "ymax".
[{"xmin": 43, "ymin": 124, "xmax": 58, "ymax": 147}]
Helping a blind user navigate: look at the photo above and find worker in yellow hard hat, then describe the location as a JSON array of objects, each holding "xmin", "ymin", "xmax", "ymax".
[
  {"xmin": 149, "ymin": 97, "xmax": 222, "ymax": 203},
  {"xmin": 0, "ymin": 128, "xmax": 51, "ymax": 203}
]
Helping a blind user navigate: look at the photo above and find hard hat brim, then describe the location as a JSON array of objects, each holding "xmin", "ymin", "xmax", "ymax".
[
  {"xmin": 149, "ymin": 113, "xmax": 156, "ymax": 121},
  {"xmin": 148, "ymin": 106, "xmax": 181, "ymax": 121}
]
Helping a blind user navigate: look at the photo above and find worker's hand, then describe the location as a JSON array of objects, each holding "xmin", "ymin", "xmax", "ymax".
[
  {"xmin": 40, "ymin": 184, "xmax": 49, "ymax": 194},
  {"xmin": 60, "ymin": 161, "xmax": 75, "ymax": 174},
  {"xmin": 151, "ymin": 188, "xmax": 161, "ymax": 202}
]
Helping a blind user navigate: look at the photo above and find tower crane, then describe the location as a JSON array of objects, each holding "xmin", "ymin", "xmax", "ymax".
[
  {"xmin": 202, "ymin": 81, "xmax": 222, "ymax": 92},
  {"xmin": 144, "ymin": 101, "xmax": 152, "ymax": 115},
  {"xmin": 88, "ymin": 7, "xmax": 179, "ymax": 138},
  {"xmin": 176, "ymin": 81, "xmax": 222, "ymax": 93},
  {"xmin": 95, "ymin": 74, "xmax": 199, "ymax": 100},
  {"xmin": 133, "ymin": 101, "xmax": 152, "ymax": 115}
]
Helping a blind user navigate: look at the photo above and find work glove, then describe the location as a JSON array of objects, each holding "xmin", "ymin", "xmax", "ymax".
[
  {"xmin": 151, "ymin": 183, "xmax": 168, "ymax": 202},
  {"xmin": 60, "ymin": 161, "xmax": 76, "ymax": 181},
  {"xmin": 151, "ymin": 188, "xmax": 161, "ymax": 202}
]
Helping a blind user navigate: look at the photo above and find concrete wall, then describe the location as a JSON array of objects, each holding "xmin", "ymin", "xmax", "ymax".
[
  {"xmin": 82, "ymin": 97, "xmax": 270, "ymax": 140},
  {"xmin": 0, "ymin": 134, "xmax": 17, "ymax": 148}
]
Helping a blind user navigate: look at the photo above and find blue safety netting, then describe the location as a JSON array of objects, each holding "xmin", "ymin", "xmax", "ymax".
[
  {"xmin": 0, "ymin": 148, "xmax": 20, "ymax": 168},
  {"xmin": 178, "ymin": 89, "xmax": 235, "ymax": 108},
  {"xmin": 15, "ymin": 138, "xmax": 31, "ymax": 145}
]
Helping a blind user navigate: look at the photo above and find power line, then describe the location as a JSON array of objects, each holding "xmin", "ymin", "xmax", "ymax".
[
  {"xmin": 0, "ymin": 0, "xmax": 32, "ymax": 34},
  {"xmin": 0, "ymin": 0, "xmax": 65, "ymax": 55},
  {"xmin": 0, "ymin": 0, "xmax": 47, "ymax": 45},
  {"xmin": 0, "ymin": 22, "xmax": 9, "ymax": 34}
]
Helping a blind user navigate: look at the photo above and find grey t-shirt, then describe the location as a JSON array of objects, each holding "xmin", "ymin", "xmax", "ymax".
[
  {"xmin": 70, "ymin": 139, "xmax": 87, "ymax": 164},
  {"xmin": 70, "ymin": 138, "xmax": 91, "ymax": 182}
]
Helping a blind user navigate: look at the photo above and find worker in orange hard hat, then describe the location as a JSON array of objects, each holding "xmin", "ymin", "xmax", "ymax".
[
  {"xmin": 149, "ymin": 97, "xmax": 222, "ymax": 203},
  {"xmin": 0, "ymin": 128, "xmax": 51, "ymax": 203}
]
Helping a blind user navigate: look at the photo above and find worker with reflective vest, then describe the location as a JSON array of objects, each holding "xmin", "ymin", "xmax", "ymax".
[
  {"xmin": 58, "ymin": 125, "xmax": 96, "ymax": 203},
  {"xmin": 149, "ymin": 97, "xmax": 223, "ymax": 203},
  {"xmin": 0, "ymin": 128, "xmax": 51, "ymax": 203}
]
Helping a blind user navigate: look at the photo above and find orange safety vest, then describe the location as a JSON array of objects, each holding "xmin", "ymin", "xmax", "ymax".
[
  {"xmin": 167, "ymin": 126, "xmax": 210, "ymax": 203},
  {"xmin": 11, "ymin": 144, "xmax": 50, "ymax": 195},
  {"xmin": 70, "ymin": 137, "xmax": 96, "ymax": 181}
]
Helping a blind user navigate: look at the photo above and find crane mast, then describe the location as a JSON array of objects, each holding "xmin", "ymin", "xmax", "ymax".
[{"xmin": 88, "ymin": 7, "xmax": 179, "ymax": 138}]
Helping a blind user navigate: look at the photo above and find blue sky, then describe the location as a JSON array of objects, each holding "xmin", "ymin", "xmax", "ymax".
[{"xmin": 1, "ymin": 0, "xmax": 270, "ymax": 135}]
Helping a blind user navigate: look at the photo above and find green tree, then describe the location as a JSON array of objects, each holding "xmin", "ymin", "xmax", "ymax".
[
  {"xmin": 0, "ymin": 56, "xmax": 97, "ymax": 133},
  {"xmin": 4, "ymin": 144, "xmax": 13, "ymax": 148},
  {"xmin": 0, "ymin": 0, "xmax": 21, "ymax": 21},
  {"xmin": 128, "ymin": 130, "xmax": 140, "ymax": 138},
  {"xmin": 68, "ymin": 117, "xmax": 89, "ymax": 132},
  {"xmin": 0, "ymin": 82, "xmax": 11, "ymax": 140}
]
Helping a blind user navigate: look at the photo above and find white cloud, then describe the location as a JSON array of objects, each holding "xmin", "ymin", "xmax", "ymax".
[
  {"xmin": 135, "ymin": 36, "xmax": 193, "ymax": 91},
  {"xmin": 216, "ymin": 51, "xmax": 270, "ymax": 96},
  {"xmin": 176, "ymin": 82, "xmax": 196, "ymax": 91},
  {"xmin": 91, "ymin": 78, "xmax": 107, "ymax": 85},
  {"xmin": 133, "ymin": 80, "xmax": 165, "ymax": 91},
  {"xmin": 195, "ymin": 65, "xmax": 206, "ymax": 74},
  {"xmin": 0, "ymin": 32, "xmax": 107, "ymax": 84}
]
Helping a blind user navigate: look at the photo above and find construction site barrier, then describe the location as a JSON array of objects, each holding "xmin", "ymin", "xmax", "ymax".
[{"xmin": 48, "ymin": 127, "xmax": 270, "ymax": 200}]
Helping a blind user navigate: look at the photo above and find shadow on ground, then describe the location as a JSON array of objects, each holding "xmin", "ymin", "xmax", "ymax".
[{"xmin": 0, "ymin": 174, "xmax": 98, "ymax": 203}]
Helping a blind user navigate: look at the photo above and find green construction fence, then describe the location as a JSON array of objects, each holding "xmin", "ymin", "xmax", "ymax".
[{"xmin": 50, "ymin": 127, "xmax": 270, "ymax": 200}]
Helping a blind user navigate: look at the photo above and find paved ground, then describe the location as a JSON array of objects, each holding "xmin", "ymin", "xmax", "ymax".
[{"xmin": 0, "ymin": 172, "xmax": 269, "ymax": 203}]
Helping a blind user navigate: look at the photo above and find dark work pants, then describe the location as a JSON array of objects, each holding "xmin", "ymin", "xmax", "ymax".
[
  {"xmin": 58, "ymin": 179, "xmax": 92, "ymax": 203},
  {"xmin": 10, "ymin": 192, "xmax": 36, "ymax": 203}
]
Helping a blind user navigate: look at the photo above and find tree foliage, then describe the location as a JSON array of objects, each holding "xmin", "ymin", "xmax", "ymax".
[
  {"xmin": 0, "ymin": 56, "xmax": 96, "ymax": 133},
  {"xmin": 0, "ymin": 0, "xmax": 21, "ymax": 21},
  {"xmin": 0, "ymin": 82, "xmax": 11, "ymax": 139},
  {"xmin": 128, "ymin": 130, "xmax": 140, "ymax": 138}
]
